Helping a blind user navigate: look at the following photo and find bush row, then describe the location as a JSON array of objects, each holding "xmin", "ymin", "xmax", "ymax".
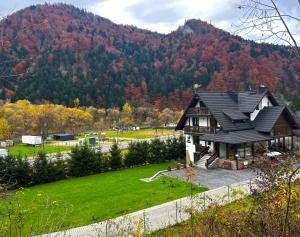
[{"xmin": 0, "ymin": 136, "xmax": 185, "ymax": 189}]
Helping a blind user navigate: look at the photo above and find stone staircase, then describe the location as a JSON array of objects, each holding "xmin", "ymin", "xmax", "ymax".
[
  {"xmin": 195, "ymin": 154, "xmax": 211, "ymax": 169},
  {"xmin": 196, "ymin": 153, "xmax": 219, "ymax": 169}
]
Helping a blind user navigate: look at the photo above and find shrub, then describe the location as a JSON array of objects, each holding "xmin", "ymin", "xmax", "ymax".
[
  {"xmin": 68, "ymin": 145, "xmax": 99, "ymax": 177},
  {"xmin": 50, "ymin": 156, "xmax": 67, "ymax": 181},
  {"xmin": 148, "ymin": 139, "xmax": 165, "ymax": 163},
  {"xmin": 32, "ymin": 152, "xmax": 53, "ymax": 185},
  {"xmin": 0, "ymin": 155, "xmax": 32, "ymax": 189},
  {"xmin": 14, "ymin": 157, "xmax": 32, "ymax": 187},
  {"xmin": 125, "ymin": 141, "xmax": 148, "ymax": 167},
  {"xmin": 109, "ymin": 142, "xmax": 122, "ymax": 170}
]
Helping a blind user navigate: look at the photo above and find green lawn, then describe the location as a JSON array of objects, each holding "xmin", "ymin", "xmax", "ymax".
[
  {"xmin": 8, "ymin": 144, "xmax": 72, "ymax": 157},
  {"xmin": 0, "ymin": 163, "xmax": 207, "ymax": 235},
  {"xmin": 101, "ymin": 129, "xmax": 178, "ymax": 139}
]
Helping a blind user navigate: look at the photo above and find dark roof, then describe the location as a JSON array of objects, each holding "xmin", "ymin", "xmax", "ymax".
[
  {"xmin": 52, "ymin": 133, "xmax": 75, "ymax": 137},
  {"xmin": 238, "ymin": 91, "xmax": 266, "ymax": 113},
  {"xmin": 293, "ymin": 129, "xmax": 300, "ymax": 136},
  {"xmin": 198, "ymin": 92, "xmax": 252, "ymax": 131},
  {"xmin": 252, "ymin": 106, "xmax": 299, "ymax": 132},
  {"xmin": 200, "ymin": 129, "xmax": 272, "ymax": 144},
  {"xmin": 175, "ymin": 96, "xmax": 198, "ymax": 130},
  {"xmin": 223, "ymin": 109, "xmax": 248, "ymax": 121}
]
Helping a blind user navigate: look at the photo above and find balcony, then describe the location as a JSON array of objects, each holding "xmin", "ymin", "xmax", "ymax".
[
  {"xmin": 186, "ymin": 107, "xmax": 210, "ymax": 116},
  {"xmin": 184, "ymin": 126, "xmax": 214, "ymax": 134}
]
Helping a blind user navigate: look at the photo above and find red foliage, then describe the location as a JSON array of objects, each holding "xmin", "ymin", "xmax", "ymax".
[{"xmin": 13, "ymin": 61, "xmax": 26, "ymax": 75}]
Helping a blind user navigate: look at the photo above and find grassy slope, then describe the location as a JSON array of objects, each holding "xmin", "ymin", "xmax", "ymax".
[
  {"xmin": 0, "ymin": 163, "xmax": 207, "ymax": 235},
  {"xmin": 8, "ymin": 144, "xmax": 71, "ymax": 157}
]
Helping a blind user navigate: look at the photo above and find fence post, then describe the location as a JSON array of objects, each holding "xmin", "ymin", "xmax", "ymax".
[
  {"xmin": 106, "ymin": 221, "xmax": 108, "ymax": 237},
  {"xmin": 175, "ymin": 201, "xmax": 178, "ymax": 224},
  {"xmin": 228, "ymin": 185, "xmax": 230, "ymax": 203},
  {"xmin": 143, "ymin": 211, "xmax": 146, "ymax": 234}
]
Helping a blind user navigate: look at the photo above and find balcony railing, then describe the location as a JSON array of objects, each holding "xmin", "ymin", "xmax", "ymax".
[
  {"xmin": 186, "ymin": 107, "xmax": 210, "ymax": 116},
  {"xmin": 184, "ymin": 126, "xmax": 214, "ymax": 134}
]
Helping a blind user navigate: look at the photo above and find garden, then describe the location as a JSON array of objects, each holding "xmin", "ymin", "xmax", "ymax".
[{"xmin": 0, "ymin": 137, "xmax": 209, "ymax": 236}]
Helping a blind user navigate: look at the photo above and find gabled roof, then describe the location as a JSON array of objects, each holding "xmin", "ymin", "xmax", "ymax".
[
  {"xmin": 200, "ymin": 129, "xmax": 272, "ymax": 144},
  {"xmin": 197, "ymin": 92, "xmax": 252, "ymax": 131},
  {"xmin": 175, "ymin": 95, "xmax": 198, "ymax": 130},
  {"xmin": 253, "ymin": 106, "xmax": 299, "ymax": 132},
  {"xmin": 238, "ymin": 91, "xmax": 266, "ymax": 113}
]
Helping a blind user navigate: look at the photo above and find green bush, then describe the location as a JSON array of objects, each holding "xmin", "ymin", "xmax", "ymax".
[
  {"xmin": 125, "ymin": 141, "xmax": 148, "ymax": 167},
  {"xmin": 32, "ymin": 152, "xmax": 54, "ymax": 184},
  {"xmin": 68, "ymin": 145, "xmax": 101, "ymax": 177},
  {"xmin": 0, "ymin": 155, "xmax": 32, "ymax": 189},
  {"xmin": 148, "ymin": 139, "xmax": 165, "ymax": 163}
]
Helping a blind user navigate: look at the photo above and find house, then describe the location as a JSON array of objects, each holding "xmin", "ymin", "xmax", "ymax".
[{"xmin": 176, "ymin": 85, "xmax": 300, "ymax": 169}]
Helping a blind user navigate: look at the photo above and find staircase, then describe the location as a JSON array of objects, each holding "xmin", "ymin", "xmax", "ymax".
[
  {"xmin": 196, "ymin": 154, "xmax": 211, "ymax": 169},
  {"xmin": 195, "ymin": 152, "xmax": 219, "ymax": 169}
]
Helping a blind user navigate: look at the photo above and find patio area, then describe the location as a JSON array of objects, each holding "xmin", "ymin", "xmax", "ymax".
[{"xmin": 165, "ymin": 167, "xmax": 257, "ymax": 189}]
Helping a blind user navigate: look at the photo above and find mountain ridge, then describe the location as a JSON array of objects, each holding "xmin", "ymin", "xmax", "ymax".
[{"xmin": 0, "ymin": 3, "xmax": 299, "ymax": 109}]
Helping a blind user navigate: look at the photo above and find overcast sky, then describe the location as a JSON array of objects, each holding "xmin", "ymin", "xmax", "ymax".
[{"xmin": 1, "ymin": 0, "xmax": 299, "ymax": 43}]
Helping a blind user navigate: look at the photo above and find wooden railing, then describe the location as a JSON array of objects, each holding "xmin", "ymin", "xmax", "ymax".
[
  {"xmin": 184, "ymin": 126, "xmax": 214, "ymax": 134},
  {"xmin": 186, "ymin": 107, "xmax": 210, "ymax": 116},
  {"xmin": 205, "ymin": 152, "xmax": 218, "ymax": 168}
]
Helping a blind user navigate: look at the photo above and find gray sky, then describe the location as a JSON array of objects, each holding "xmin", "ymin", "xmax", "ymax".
[{"xmin": 1, "ymin": 0, "xmax": 299, "ymax": 43}]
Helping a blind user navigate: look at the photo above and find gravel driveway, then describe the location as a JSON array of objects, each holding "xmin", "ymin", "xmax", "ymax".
[{"xmin": 166, "ymin": 167, "xmax": 257, "ymax": 189}]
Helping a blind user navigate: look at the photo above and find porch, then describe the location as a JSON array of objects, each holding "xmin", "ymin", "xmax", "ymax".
[{"xmin": 190, "ymin": 129, "xmax": 300, "ymax": 170}]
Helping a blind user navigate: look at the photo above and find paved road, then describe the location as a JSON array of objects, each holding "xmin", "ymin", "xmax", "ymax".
[{"xmin": 38, "ymin": 179, "xmax": 255, "ymax": 237}]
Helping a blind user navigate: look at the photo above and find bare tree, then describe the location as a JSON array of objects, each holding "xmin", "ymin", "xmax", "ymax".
[{"xmin": 236, "ymin": 0, "xmax": 300, "ymax": 58}]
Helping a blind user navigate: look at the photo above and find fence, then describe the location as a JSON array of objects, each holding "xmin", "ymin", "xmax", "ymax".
[{"xmin": 39, "ymin": 179, "xmax": 255, "ymax": 237}]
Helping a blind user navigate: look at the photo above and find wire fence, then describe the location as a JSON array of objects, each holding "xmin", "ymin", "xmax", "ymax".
[{"xmin": 38, "ymin": 179, "xmax": 255, "ymax": 237}]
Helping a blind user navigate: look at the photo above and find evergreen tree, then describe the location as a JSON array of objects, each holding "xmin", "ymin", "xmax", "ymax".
[
  {"xmin": 32, "ymin": 152, "xmax": 52, "ymax": 184},
  {"xmin": 109, "ymin": 142, "xmax": 122, "ymax": 170},
  {"xmin": 68, "ymin": 145, "xmax": 99, "ymax": 177},
  {"xmin": 14, "ymin": 157, "xmax": 32, "ymax": 187},
  {"xmin": 148, "ymin": 139, "xmax": 165, "ymax": 163},
  {"xmin": 125, "ymin": 141, "xmax": 148, "ymax": 167}
]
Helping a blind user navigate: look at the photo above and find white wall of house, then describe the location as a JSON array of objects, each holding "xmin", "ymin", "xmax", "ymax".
[
  {"xmin": 199, "ymin": 116, "xmax": 209, "ymax": 126},
  {"xmin": 185, "ymin": 134, "xmax": 195, "ymax": 163},
  {"xmin": 250, "ymin": 95, "xmax": 273, "ymax": 121},
  {"xmin": 185, "ymin": 116, "xmax": 210, "ymax": 127}
]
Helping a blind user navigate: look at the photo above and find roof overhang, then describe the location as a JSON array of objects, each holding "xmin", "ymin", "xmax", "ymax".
[{"xmin": 199, "ymin": 129, "xmax": 272, "ymax": 144}]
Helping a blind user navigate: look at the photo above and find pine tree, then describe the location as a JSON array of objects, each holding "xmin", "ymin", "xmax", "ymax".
[{"xmin": 109, "ymin": 142, "xmax": 122, "ymax": 170}]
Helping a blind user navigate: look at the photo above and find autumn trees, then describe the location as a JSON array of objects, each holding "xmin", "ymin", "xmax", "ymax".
[
  {"xmin": 0, "ymin": 100, "xmax": 182, "ymax": 140},
  {"xmin": 1, "ymin": 4, "xmax": 300, "ymax": 109}
]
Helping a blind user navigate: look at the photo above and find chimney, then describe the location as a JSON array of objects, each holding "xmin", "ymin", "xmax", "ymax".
[
  {"xmin": 227, "ymin": 91, "xmax": 238, "ymax": 102},
  {"xmin": 258, "ymin": 85, "xmax": 268, "ymax": 94},
  {"xmin": 193, "ymin": 84, "xmax": 201, "ymax": 94}
]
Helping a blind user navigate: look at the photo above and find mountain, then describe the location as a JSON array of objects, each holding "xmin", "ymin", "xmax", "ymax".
[{"xmin": 0, "ymin": 4, "xmax": 300, "ymax": 109}]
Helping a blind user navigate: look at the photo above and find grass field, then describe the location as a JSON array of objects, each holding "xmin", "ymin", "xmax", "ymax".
[
  {"xmin": 0, "ymin": 163, "xmax": 207, "ymax": 235},
  {"xmin": 101, "ymin": 128, "xmax": 178, "ymax": 139},
  {"xmin": 8, "ymin": 144, "xmax": 72, "ymax": 157}
]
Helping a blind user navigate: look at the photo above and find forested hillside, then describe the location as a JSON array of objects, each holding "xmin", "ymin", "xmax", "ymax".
[{"xmin": 0, "ymin": 4, "xmax": 300, "ymax": 109}]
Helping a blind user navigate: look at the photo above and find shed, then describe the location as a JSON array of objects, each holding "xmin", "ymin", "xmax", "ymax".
[{"xmin": 52, "ymin": 134, "xmax": 75, "ymax": 141}]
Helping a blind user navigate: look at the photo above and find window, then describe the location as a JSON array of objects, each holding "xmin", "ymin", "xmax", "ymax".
[
  {"xmin": 192, "ymin": 117, "xmax": 199, "ymax": 126},
  {"xmin": 193, "ymin": 136, "xmax": 200, "ymax": 145}
]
